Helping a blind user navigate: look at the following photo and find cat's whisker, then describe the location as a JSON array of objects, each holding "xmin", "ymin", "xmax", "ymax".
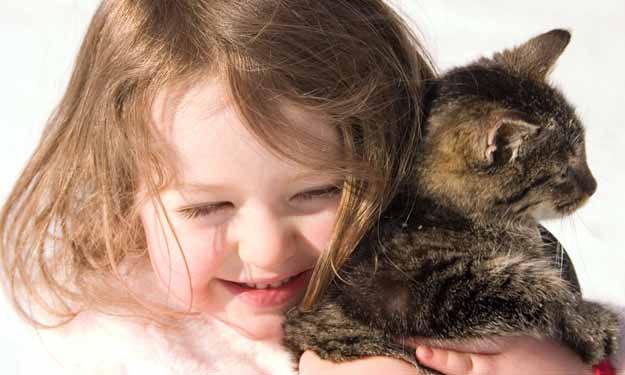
[
  {"xmin": 553, "ymin": 238, "xmax": 565, "ymax": 278},
  {"xmin": 560, "ymin": 212, "xmax": 580, "ymax": 238}
]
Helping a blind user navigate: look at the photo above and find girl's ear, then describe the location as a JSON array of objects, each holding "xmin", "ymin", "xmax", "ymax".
[
  {"xmin": 495, "ymin": 29, "xmax": 571, "ymax": 80},
  {"xmin": 484, "ymin": 113, "xmax": 540, "ymax": 166}
]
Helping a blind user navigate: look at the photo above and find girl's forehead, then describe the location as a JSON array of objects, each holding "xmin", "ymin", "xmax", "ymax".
[
  {"xmin": 151, "ymin": 78, "xmax": 337, "ymax": 144},
  {"xmin": 150, "ymin": 78, "xmax": 229, "ymax": 136},
  {"xmin": 149, "ymin": 79, "xmax": 341, "ymax": 183}
]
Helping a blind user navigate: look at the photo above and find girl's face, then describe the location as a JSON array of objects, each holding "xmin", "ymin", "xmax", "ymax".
[{"xmin": 140, "ymin": 79, "xmax": 341, "ymax": 341}]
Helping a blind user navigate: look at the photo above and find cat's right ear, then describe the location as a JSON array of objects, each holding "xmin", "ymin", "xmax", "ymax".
[
  {"xmin": 496, "ymin": 29, "xmax": 571, "ymax": 80},
  {"xmin": 484, "ymin": 113, "xmax": 539, "ymax": 166}
]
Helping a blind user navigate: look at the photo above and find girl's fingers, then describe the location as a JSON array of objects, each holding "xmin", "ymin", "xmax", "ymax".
[
  {"xmin": 416, "ymin": 345, "xmax": 496, "ymax": 375},
  {"xmin": 415, "ymin": 337, "xmax": 594, "ymax": 375},
  {"xmin": 299, "ymin": 350, "xmax": 421, "ymax": 375},
  {"xmin": 299, "ymin": 350, "xmax": 329, "ymax": 372}
]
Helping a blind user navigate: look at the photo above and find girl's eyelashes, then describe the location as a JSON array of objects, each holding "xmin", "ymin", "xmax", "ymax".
[
  {"xmin": 177, "ymin": 202, "xmax": 233, "ymax": 219},
  {"xmin": 294, "ymin": 185, "xmax": 343, "ymax": 201}
]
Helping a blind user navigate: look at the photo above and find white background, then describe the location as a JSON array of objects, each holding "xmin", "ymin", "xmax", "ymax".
[{"xmin": 1, "ymin": 0, "xmax": 623, "ymax": 372}]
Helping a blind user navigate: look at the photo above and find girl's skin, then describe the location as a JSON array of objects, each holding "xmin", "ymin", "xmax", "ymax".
[
  {"xmin": 143, "ymin": 78, "xmax": 593, "ymax": 374},
  {"xmin": 301, "ymin": 337, "xmax": 593, "ymax": 374}
]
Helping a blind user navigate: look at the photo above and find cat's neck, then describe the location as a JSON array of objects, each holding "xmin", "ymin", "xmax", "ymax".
[
  {"xmin": 384, "ymin": 192, "xmax": 538, "ymax": 231},
  {"xmin": 466, "ymin": 207, "xmax": 539, "ymax": 229}
]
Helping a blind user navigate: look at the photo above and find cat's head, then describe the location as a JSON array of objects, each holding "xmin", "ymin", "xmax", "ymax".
[{"xmin": 419, "ymin": 29, "xmax": 596, "ymax": 223}]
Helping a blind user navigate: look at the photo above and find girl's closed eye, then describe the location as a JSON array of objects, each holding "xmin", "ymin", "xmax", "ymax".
[
  {"xmin": 177, "ymin": 202, "xmax": 234, "ymax": 220},
  {"xmin": 176, "ymin": 185, "xmax": 342, "ymax": 221},
  {"xmin": 294, "ymin": 185, "xmax": 342, "ymax": 201}
]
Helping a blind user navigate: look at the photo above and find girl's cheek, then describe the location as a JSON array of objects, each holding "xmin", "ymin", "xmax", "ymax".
[
  {"xmin": 154, "ymin": 224, "xmax": 224, "ymax": 284},
  {"xmin": 146, "ymin": 231, "xmax": 224, "ymax": 306},
  {"xmin": 140, "ymin": 204, "xmax": 225, "ymax": 301},
  {"xmin": 300, "ymin": 208, "xmax": 339, "ymax": 253}
]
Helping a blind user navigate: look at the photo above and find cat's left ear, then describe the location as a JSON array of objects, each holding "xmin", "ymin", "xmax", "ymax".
[
  {"xmin": 496, "ymin": 29, "xmax": 571, "ymax": 80},
  {"xmin": 484, "ymin": 113, "xmax": 540, "ymax": 166}
]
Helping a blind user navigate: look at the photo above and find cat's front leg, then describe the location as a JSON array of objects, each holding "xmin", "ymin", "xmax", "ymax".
[
  {"xmin": 282, "ymin": 296, "xmax": 443, "ymax": 374},
  {"xmin": 561, "ymin": 300, "xmax": 621, "ymax": 365}
]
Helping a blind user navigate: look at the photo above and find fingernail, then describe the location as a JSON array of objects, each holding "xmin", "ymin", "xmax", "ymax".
[{"xmin": 416, "ymin": 345, "xmax": 434, "ymax": 361}]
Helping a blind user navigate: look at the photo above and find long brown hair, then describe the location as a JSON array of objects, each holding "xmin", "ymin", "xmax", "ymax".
[{"xmin": 0, "ymin": 0, "xmax": 435, "ymax": 326}]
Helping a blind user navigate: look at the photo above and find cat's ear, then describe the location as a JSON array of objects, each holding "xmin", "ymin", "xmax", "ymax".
[
  {"xmin": 484, "ymin": 113, "xmax": 540, "ymax": 166},
  {"xmin": 496, "ymin": 29, "xmax": 571, "ymax": 80}
]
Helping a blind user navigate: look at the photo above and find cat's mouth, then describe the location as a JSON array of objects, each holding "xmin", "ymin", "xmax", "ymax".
[{"xmin": 554, "ymin": 196, "xmax": 589, "ymax": 215}]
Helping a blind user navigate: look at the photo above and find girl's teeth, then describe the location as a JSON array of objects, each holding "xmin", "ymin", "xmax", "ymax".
[
  {"xmin": 243, "ymin": 276, "xmax": 293, "ymax": 289},
  {"xmin": 268, "ymin": 281, "xmax": 280, "ymax": 288}
]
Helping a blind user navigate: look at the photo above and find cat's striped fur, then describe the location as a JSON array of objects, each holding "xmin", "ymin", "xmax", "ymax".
[{"xmin": 283, "ymin": 30, "xmax": 620, "ymax": 373}]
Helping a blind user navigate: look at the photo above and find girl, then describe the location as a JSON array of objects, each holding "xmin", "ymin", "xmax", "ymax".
[{"xmin": 0, "ymin": 0, "xmax": 621, "ymax": 374}]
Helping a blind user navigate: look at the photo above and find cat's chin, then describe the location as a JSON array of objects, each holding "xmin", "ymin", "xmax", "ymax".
[
  {"xmin": 530, "ymin": 202, "xmax": 565, "ymax": 221},
  {"xmin": 530, "ymin": 198, "xmax": 588, "ymax": 221}
]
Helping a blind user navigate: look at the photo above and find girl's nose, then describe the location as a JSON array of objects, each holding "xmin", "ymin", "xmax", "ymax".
[{"xmin": 234, "ymin": 207, "xmax": 296, "ymax": 269}]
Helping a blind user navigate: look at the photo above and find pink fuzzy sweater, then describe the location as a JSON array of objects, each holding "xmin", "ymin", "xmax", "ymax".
[{"xmin": 12, "ymin": 311, "xmax": 297, "ymax": 375}]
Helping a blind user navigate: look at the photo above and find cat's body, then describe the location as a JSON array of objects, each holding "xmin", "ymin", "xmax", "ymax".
[{"xmin": 282, "ymin": 30, "xmax": 620, "ymax": 373}]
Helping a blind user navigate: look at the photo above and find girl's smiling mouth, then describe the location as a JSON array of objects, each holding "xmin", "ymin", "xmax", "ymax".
[{"xmin": 218, "ymin": 270, "xmax": 312, "ymax": 308}]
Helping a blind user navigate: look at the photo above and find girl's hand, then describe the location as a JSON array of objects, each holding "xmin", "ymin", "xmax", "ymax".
[
  {"xmin": 298, "ymin": 350, "xmax": 418, "ymax": 374},
  {"xmin": 413, "ymin": 336, "xmax": 594, "ymax": 375},
  {"xmin": 298, "ymin": 336, "xmax": 594, "ymax": 374}
]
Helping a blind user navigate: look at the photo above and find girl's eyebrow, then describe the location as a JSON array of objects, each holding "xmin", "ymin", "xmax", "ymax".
[
  {"xmin": 171, "ymin": 169, "xmax": 342, "ymax": 191},
  {"xmin": 173, "ymin": 181, "xmax": 231, "ymax": 194},
  {"xmin": 285, "ymin": 173, "xmax": 343, "ymax": 186}
]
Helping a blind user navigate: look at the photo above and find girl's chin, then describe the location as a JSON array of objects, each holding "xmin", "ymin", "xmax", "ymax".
[{"xmin": 212, "ymin": 309, "xmax": 286, "ymax": 342}]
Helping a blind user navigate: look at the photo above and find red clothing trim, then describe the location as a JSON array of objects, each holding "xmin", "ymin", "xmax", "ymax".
[{"xmin": 594, "ymin": 360, "xmax": 615, "ymax": 375}]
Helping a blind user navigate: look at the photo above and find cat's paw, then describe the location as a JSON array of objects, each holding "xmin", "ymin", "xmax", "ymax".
[
  {"xmin": 283, "ymin": 301, "xmax": 421, "ymax": 367},
  {"xmin": 563, "ymin": 301, "xmax": 621, "ymax": 365}
]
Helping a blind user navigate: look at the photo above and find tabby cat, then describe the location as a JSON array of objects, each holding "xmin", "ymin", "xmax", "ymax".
[{"xmin": 282, "ymin": 29, "xmax": 620, "ymax": 373}]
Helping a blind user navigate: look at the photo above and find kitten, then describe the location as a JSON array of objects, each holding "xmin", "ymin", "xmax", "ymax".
[{"xmin": 282, "ymin": 29, "xmax": 620, "ymax": 373}]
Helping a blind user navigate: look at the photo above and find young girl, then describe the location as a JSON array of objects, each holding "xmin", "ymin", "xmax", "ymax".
[{"xmin": 0, "ymin": 0, "xmax": 621, "ymax": 374}]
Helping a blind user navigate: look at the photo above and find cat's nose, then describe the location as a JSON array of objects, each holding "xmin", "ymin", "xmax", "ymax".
[
  {"xmin": 570, "ymin": 167, "xmax": 597, "ymax": 197},
  {"xmin": 581, "ymin": 173, "xmax": 597, "ymax": 197}
]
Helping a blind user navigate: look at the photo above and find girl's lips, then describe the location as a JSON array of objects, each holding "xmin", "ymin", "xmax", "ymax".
[{"xmin": 219, "ymin": 270, "xmax": 312, "ymax": 308}]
